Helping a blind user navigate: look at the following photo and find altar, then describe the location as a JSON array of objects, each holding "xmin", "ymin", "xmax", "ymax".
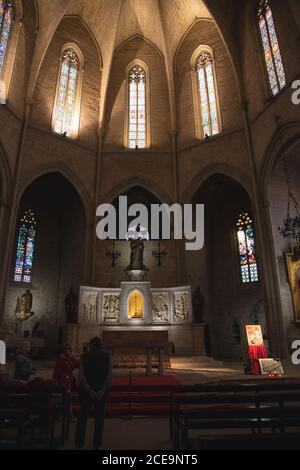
[
  {"xmin": 67, "ymin": 225, "xmax": 205, "ymax": 359},
  {"xmin": 67, "ymin": 282, "xmax": 205, "ymax": 357}
]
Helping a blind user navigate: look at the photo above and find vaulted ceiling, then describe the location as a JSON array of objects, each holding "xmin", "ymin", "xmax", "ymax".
[{"xmin": 28, "ymin": 0, "xmax": 245, "ymax": 126}]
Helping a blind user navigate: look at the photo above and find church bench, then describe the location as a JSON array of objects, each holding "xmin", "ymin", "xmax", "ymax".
[
  {"xmin": 177, "ymin": 405, "xmax": 300, "ymax": 449},
  {"xmin": 0, "ymin": 387, "xmax": 67, "ymax": 449},
  {"xmin": 169, "ymin": 379, "xmax": 300, "ymax": 447},
  {"xmin": 0, "ymin": 409, "xmax": 26, "ymax": 449}
]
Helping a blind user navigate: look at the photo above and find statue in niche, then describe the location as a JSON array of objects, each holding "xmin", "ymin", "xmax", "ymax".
[
  {"xmin": 175, "ymin": 293, "xmax": 189, "ymax": 322},
  {"xmin": 64, "ymin": 287, "xmax": 77, "ymax": 324},
  {"xmin": 192, "ymin": 286, "xmax": 205, "ymax": 323},
  {"xmin": 103, "ymin": 295, "xmax": 120, "ymax": 322}
]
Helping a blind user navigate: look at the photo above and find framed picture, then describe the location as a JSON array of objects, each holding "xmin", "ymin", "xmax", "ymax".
[
  {"xmin": 246, "ymin": 325, "xmax": 263, "ymax": 346},
  {"xmin": 286, "ymin": 247, "xmax": 300, "ymax": 325},
  {"xmin": 259, "ymin": 358, "xmax": 284, "ymax": 375}
]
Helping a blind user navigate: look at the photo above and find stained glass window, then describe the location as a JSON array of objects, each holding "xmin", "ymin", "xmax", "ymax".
[
  {"xmin": 196, "ymin": 51, "xmax": 220, "ymax": 139},
  {"xmin": 0, "ymin": 0, "xmax": 14, "ymax": 76},
  {"xmin": 14, "ymin": 210, "xmax": 37, "ymax": 284},
  {"xmin": 257, "ymin": 0, "xmax": 286, "ymax": 96},
  {"xmin": 128, "ymin": 65, "xmax": 146, "ymax": 149},
  {"xmin": 54, "ymin": 49, "xmax": 80, "ymax": 136},
  {"xmin": 237, "ymin": 212, "xmax": 258, "ymax": 284}
]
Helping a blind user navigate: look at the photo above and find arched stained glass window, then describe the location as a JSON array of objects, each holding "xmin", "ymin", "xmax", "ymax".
[
  {"xmin": 128, "ymin": 290, "xmax": 144, "ymax": 319},
  {"xmin": 195, "ymin": 51, "xmax": 220, "ymax": 139},
  {"xmin": 128, "ymin": 65, "xmax": 146, "ymax": 149},
  {"xmin": 237, "ymin": 212, "xmax": 258, "ymax": 284},
  {"xmin": 0, "ymin": 0, "xmax": 14, "ymax": 75},
  {"xmin": 53, "ymin": 49, "xmax": 80, "ymax": 137},
  {"xmin": 257, "ymin": 0, "xmax": 286, "ymax": 96},
  {"xmin": 14, "ymin": 210, "xmax": 37, "ymax": 284}
]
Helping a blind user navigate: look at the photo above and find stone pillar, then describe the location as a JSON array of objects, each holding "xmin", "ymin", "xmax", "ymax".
[
  {"xmin": 241, "ymin": 104, "xmax": 288, "ymax": 358},
  {"xmin": 0, "ymin": 103, "xmax": 32, "ymax": 324},
  {"xmin": 91, "ymin": 128, "xmax": 104, "ymax": 285}
]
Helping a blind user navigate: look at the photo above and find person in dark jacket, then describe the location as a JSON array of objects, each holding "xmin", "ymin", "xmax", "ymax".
[{"xmin": 75, "ymin": 337, "xmax": 112, "ymax": 450}]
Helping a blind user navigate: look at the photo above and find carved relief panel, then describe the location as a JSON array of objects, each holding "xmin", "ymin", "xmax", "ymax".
[
  {"xmin": 152, "ymin": 293, "xmax": 170, "ymax": 323},
  {"xmin": 81, "ymin": 292, "xmax": 98, "ymax": 323},
  {"xmin": 102, "ymin": 294, "xmax": 120, "ymax": 323}
]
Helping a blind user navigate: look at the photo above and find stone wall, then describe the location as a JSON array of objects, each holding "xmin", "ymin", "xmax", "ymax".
[
  {"xmin": 0, "ymin": 2, "xmax": 299, "ymax": 359},
  {"xmin": 268, "ymin": 146, "xmax": 300, "ymax": 352}
]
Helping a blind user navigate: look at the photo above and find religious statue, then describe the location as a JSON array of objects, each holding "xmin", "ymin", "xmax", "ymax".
[
  {"xmin": 64, "ymin": 287, "xmax": 77, "ymax": 324},
  {"xmin": 14, "ymin": 289, "xmax": 34, "ymax": 322},
  {"xmin": 125, "ymin": 224, "xmax": 149, "ymax": 280},
  {"xmin": 192, "ymin": 286, "xmax": 205, "ymax": 323},
  {"xmin": 129, "ymin": 238, "xmax": 145, "ymax": 270}
]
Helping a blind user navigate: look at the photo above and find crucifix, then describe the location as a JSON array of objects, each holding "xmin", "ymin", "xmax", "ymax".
[
  {"xmin": 152, "ymin": 242, "xmax": 167, "ymax": 267},
  {"xmin": 106, "ymin": 241, "xmax": 121, "ymax": 267}
]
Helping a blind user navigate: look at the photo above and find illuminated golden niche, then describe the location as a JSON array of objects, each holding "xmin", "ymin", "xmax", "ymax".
[{"xmin": 128, "ymin": 290, "xmax": 144, "ymax": 319}]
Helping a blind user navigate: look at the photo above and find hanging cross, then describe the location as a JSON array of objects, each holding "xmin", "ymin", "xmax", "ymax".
[
  {"xmin": 106, "ymin": 241, "xmax": 121, "ymax": 267},
  {"xmin": 152, "ymin": 242, "xmax": 167, "ymax": 267}
]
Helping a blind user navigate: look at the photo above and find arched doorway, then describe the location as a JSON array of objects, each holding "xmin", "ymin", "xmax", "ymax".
[
  {"xmin": 4, "ymin": 173, "xmax": 86, "ymax": 354},
  {"xmin": 187, "ymin": 174, "xmax": 265, "ymax": 360}
]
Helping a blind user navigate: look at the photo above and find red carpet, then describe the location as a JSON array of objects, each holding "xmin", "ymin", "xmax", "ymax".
[
  {"xmin": 111, "ymin": 375, "xmax": 181, "ymax": 386},
  {"xmin": 72, "ymin": 375, "xmax": 181, "ymax": 416}
]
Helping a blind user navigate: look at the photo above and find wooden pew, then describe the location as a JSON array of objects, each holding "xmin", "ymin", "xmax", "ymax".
[
  {"xmin": 169, "ymin": 379, "xmax": 300, "ymax": 450},
  {"xmin": 0, "ymin": 409, "xmax": 26, "ymax": 449},
  {"xmin": 0, "ymin": 385, "xmax": 67, "ymax": 449}
]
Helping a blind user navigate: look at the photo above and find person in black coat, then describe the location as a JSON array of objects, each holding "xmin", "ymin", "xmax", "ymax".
[{"xmin": 75, "ymin": 337, "xmax": 112, "ymax": 450}]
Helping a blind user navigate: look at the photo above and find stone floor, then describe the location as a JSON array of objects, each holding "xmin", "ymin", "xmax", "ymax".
[{"xmin": 63, "ymin": 418, "xmax": 172, "ymax": 450}]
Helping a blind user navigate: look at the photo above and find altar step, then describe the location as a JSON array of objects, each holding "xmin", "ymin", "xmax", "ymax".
[{"xmin": 170, "ymin": 355, "xmax": 224, "ymax": 370}]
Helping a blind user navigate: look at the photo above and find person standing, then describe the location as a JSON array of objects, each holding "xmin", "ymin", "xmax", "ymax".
[
  {"xmin": 75, "ymin": 337, "xmax": 112, "ymax": 450},
  {"xmin": 53, "ymin": 343, "xmax": 79, "ymax": 390}
]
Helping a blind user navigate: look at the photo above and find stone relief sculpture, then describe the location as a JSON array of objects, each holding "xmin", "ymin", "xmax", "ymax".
[
  {"xmin": 81, "ymin": 292, "xmax": 98, "ymax": 322},
  {"xmin": 152, "ymin": 293, "xmax": 169, "ymax": 322},
  {"xmin": 103, "ymin": 294, "xmax": 120, "ymax": 322},
  {"xmin": 174, "ymin": 293, "xmax": 189, "ymax": 322}
]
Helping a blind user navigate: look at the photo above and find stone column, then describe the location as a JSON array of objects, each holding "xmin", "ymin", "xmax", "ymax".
[
  {"xmin": 241, "ymin": 103, "xmax": 288, "ymax": 358},
  {"xmin": 91, "ymin": 128, "xmax": 104, "ymax": 285},
  {"xmin": 0, "ymin": 103, "xmax": 32, "ymax": 324}
]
